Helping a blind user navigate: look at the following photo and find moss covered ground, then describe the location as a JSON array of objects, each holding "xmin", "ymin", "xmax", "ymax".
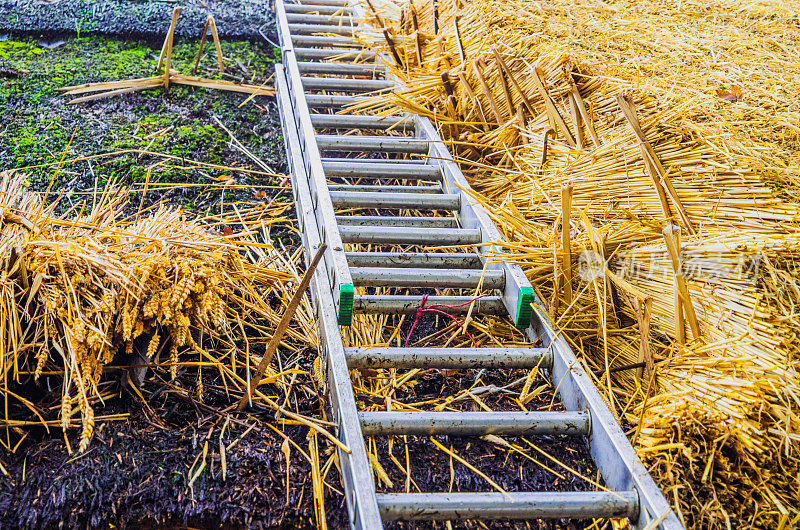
[{"xmin": 0, "ymin": 33, "xmax": 287, "ymax": 217}]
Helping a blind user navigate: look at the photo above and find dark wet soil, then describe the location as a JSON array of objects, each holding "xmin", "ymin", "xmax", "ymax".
[
  {"xmin": 379, "ymin": 434, "xmax": 597, "ymax": 530},
  {"xmin": 0, "ymin": 354, "xmax": 356, "ymax": 528}
]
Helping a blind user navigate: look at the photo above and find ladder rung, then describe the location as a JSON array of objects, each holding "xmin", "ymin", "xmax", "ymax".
[
  {"xmin": 322, "ymin": 157, "xmax": 427, "ymax": 163},
  {"xmin": 345, "ymin": 346, "xmax": 550, "ymax": 369},
  {"xmin": 328, "ymin": 184, "xmax": 442, "ymax": 193},
  {"xmin": 359, "ymin": 411, "xmax": 591, "ymax": 436},
  {"xmin": 312, "ymin": 114, "xmax": 411, "ymax": 130},
  {"xmin": 316, "ymin": 135, "xmax": 428, "ymax": 153},
  {"xmin": 346, "ymin": 251, "xmax": 481, "ymax": 268},
  {"xmin": 353, "ymin": 295, "xmax": 505, "ymax": 315},
  {"xmin": 291, "ymin": 35, "xmax": 362, "ymax": 47},
  {"xmin": 330, "ymin": 191, "xmax": 460, "ymax": 210},
  {"xmin": 329, "ymin": 184, "xmax": 441, "ymax": 194},
  {"xmin": 323, "ymin": 161, "xmax": 439, "ymax": 180},
  {"xmin": 302, "ymin": 77, "xmax": 394, "ymax": 92},
  {"xmin": 350, "ymin": 267, "xmax": 504, "ymax": 289},
  {"xmin": 288, "ymin": 23, "xmax": 357, "ymax": 35},
  {"xmin": 340, "ymin": 226, "xmax": 480, "ymax": 245},
  {"xmin": 293, "ymin": 47, "xmax": 377, "ymax": 61},
  {"xmin": 284, "ymin": 3, "xmax": 353, "ymax": 14},
  {"xmin": 298, "ymin": 61, "xmax": 386, "ymax": 76},
  {"xmin": 375, "ymin": 491, "xmax": 639, "ymax": 521},
  {"xmin": 337, "ymin": 216, "xmax": 457, "ymax": 228},
  {"xmin": 306, "ymin": 94, "xmax": 365, "ymax": 107},
  {"xmin": 285, "ymin": 13, "xmax": 355, "ymax": 24}
]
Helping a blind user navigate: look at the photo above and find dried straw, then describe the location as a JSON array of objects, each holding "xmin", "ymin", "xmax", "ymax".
[
  {"xmin": 0, "ymin": 170, "xmax": 320, "ymax": 454},
  {"xmin": 348, "ymin": 0, "xmax": 800, "ymax": 525}
]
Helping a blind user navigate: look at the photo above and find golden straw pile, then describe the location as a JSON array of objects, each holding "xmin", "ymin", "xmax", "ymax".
[
  {"xmin": 349, "ymin": 0, "xmax": 800, "ymax": 527},
  {"xmin": 0, "ymin": 170, "xmax": 319, "ymax": 454}
]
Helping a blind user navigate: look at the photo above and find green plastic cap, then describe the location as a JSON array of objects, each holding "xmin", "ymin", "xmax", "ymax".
[
  {"xmin": 337, "ymin": 283, "xmax": 354, "ymax": 326},
  {"xmin": 515, "ymin": 286, "xmax": 535, "ymax": 329}
]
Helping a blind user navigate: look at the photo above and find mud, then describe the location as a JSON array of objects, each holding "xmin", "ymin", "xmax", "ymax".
[{"xmin": 0, "ymin": 367, "xmax": 349, "ymax": 529}]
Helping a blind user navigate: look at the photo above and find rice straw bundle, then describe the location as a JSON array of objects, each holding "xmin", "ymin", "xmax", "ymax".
[
  {"xmin": 633, "ymin": 344, "xmax": 800, "ymax": 528},
  {"xmin": 0, "ymin": 170, "xmax": 316, "ymax": 452},
  {"xmin": 612, "ymin": 234, "xmax": 800, "ymax": 445},
  {"xmin": 614, "ymin": 233, "xmax": 800, "ymax": 362},
  {"xmin": 356, "ymin": 0, "xmax": 800, "ymax": 181}
]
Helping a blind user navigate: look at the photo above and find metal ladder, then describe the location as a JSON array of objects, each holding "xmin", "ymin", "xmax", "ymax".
[{"xmin": 272, "ymin": 1, "xmax": 683, "ymax": 528}]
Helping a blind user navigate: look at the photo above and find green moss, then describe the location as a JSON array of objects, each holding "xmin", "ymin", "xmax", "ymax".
[
  {"xmin": 131, "ymin": 167, "xmax": 148, "ymax": 183},
  {"xmin": 0, "ymin": 40, "xmax": 28, "ymax": 58}
]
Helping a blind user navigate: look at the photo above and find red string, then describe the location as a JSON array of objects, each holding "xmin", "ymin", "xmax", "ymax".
[{"xmin": 403, "ymin": 294, "xmax": 488, "ymax": 348}]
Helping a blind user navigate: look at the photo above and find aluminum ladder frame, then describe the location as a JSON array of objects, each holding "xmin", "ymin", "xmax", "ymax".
[{"xmin": 272, "ymin": 1, "xmax": 683, "ymax": 528}]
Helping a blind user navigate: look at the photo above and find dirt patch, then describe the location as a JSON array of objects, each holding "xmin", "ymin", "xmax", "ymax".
[{"xmin": 0, "ymin": 367, "xmax": 350, "ymax": 529}]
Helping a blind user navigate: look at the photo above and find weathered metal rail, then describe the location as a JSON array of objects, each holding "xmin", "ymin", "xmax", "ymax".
[{"xmin": 272, "ymin": 1, "xmax": 683, "ymax": 528}]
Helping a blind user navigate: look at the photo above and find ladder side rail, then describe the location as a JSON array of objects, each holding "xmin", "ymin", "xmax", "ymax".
[
  {"xmin": 276, "ymin": 64, "xmax": 383, "ymax": 530},
  {"xmin": 285, "ymin": 54, "xmax": 352, "ymax": 297},
  {"xmin": 275, "ymin": 0, "xmax": 294, "ymax": 51},
  {"xmin": 527, "ymin": 309, "xmax": 683, "ymax": 529},
  {"xmin": 287, "ymin": 55, "xmax": 356, "ymax": 322},
  {"xmin": 276, "ymin": 0, "xmax": 356, "ymax": 324},
  {"xmin": 413, "ymin": 116, "xmax": 534, "ymax": 329},
  {"xmin": 276, "ymin": 0, "xmax": 338, "ymax": 289}
]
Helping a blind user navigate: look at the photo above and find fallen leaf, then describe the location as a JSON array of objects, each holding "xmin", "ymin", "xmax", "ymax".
[{"xmin": 716, "ymin": 84, "xmax": 743, "ymax": 103}]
